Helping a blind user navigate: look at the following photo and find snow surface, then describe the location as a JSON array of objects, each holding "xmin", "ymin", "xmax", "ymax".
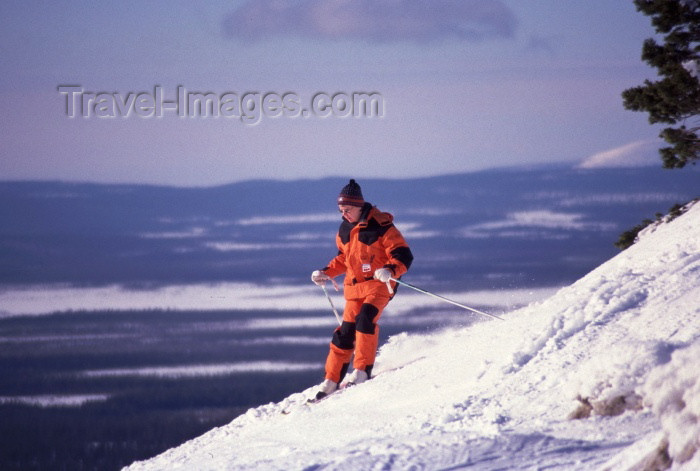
[{"xmin": 126, "ymin": 203, "xmax": 700, "ymax": 471}]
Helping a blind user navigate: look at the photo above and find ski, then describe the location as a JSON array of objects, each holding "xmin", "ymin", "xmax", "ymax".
[
  {"xmin": 280, "ymin": 384, "xmax": 349, "ymax": 414},
  {"xmin": 305, "ymin": 387, "xmax": 346, "ymax": 405},
  {"xmin": 306, "ymin": 379, "xmax": 363, "ymax": 404},
  {"xmin": 280, "ymin": 356, "xmax": 426, "ymax": 415}
]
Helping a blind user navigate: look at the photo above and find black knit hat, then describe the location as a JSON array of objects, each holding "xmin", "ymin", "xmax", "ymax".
[{"xmin": 337, "ymin": 179, "xmax": 364, "ymax": 207}]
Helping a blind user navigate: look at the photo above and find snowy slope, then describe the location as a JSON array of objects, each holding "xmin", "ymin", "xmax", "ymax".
[{"xmin": 125, "ymin": 202, "xmax": 700, "ymax": 471}]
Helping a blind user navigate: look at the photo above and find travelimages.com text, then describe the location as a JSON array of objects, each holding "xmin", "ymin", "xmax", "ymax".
[{"xmin": 57, "ymin": 86, "xmax": 384, "ymax": 125}]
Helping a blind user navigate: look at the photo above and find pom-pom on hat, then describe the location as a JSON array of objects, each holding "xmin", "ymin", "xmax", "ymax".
[{"xmin": 337, "ymin": 179, "xmax": 365, "ymax": 207}]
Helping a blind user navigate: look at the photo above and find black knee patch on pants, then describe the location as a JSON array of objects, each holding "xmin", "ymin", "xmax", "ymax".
[
  {"xmin": 332, "ymin": 321, "xmax": 356, "ymax": 349},
  {"xmin": 356, "ymin": 303, "xmax": 379, "ymax": 334}
]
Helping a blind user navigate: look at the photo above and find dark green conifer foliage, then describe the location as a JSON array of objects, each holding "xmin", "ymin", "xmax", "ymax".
[{"xmin": 622, "ymin": 0, "xmax": 700, "ymax": 168}]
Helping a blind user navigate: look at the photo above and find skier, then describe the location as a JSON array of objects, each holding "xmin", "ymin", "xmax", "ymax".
[{"xmin": 311, "ymin": 179, "xmax": 413, "ymax": 399}]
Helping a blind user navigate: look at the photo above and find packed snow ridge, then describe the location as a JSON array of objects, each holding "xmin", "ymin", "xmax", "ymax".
[{"xmin": 126, "ymin": 202, "xmax": 700, "ymax": 471}]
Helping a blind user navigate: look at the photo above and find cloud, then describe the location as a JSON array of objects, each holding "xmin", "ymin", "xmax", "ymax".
[
  {"xmin": 577, "ymin": 140, "xmax": 662, "ymax": 169},
  {"xmin": 525, "ymin": 34, "xmax": 559, "ymax": 57},
  {"xmin": 223, "ymin": 0, "xmax": 517, "ymax": 43}
]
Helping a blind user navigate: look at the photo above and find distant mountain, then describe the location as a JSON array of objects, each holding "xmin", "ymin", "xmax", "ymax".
[{"xmin": 0, "ymin": 165, "xmax": 697, "ymax": 290}]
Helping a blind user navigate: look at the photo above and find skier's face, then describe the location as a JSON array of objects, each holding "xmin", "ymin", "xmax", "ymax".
[{"xmin": 339, "ymin": 205, "xmax": 362, "ymax": 223}]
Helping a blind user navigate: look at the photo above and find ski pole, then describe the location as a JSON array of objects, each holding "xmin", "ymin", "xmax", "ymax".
[
  {"xmin": 321, "ymin": 284, "xmax": 342, "ymax": 326},
  {"xmin": 389, "ymin": 278, "xmax": 505, "ymax": 321}
]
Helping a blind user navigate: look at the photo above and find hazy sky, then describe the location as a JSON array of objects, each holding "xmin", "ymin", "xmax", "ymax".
[{"xmin": 0, "ymin": 1, "xmax": 665, "ymax": 186}]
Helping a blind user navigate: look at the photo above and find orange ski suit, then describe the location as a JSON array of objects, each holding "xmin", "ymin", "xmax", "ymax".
[{"xmin": 321, "ymin": 203, "xmax": 413, "ymax": 383}]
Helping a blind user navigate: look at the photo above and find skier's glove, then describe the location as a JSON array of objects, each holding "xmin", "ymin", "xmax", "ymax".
[
  {"xmin": 311, "ymin": 270, "xmax": 330, "ymax": 285},
  {"xmin": 374, "ymin": 268, "xmax": 392, "ymax": 283}
]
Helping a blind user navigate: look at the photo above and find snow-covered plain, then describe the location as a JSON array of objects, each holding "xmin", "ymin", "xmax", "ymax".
[
  {"xmin": 126, "ymin": 203, "xmax": 699, "ymax": 471},
  {"xmin": 0, "ymin": 282, "xmax": 553, "ymax": 319}
]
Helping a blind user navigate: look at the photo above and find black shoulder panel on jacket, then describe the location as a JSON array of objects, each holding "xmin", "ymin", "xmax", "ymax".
[{"xmin": 358, "ymin": 218, "xmax": 391, "ymax": 246}]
